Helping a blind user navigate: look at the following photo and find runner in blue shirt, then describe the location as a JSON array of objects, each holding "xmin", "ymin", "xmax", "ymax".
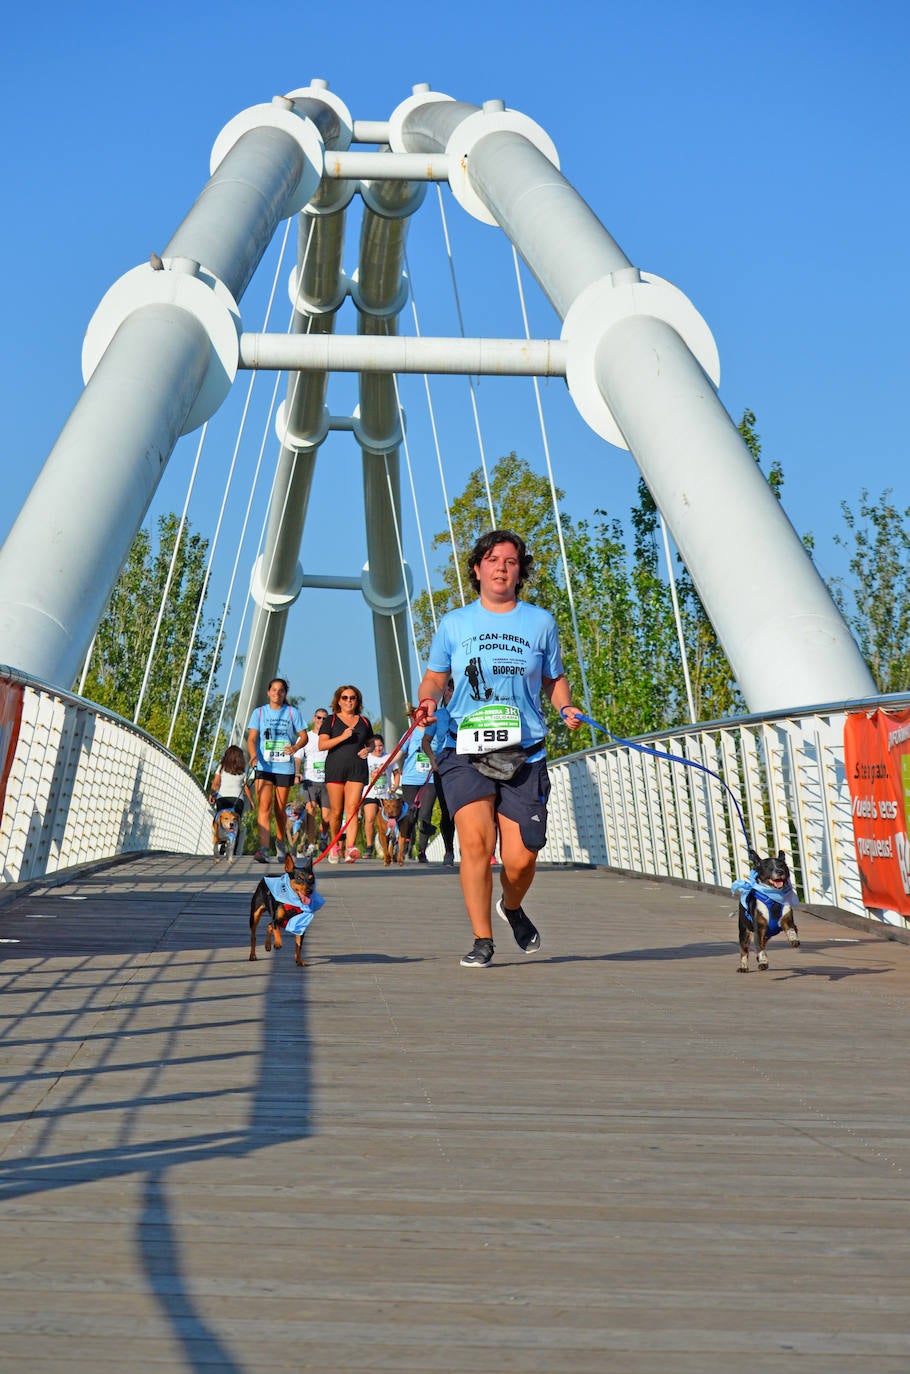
[
  {"xmin": 416, "ymin": 531, "xmax": 583, "ymax": 966},
  {"xmin": 246, "ymin": 678, "xmax": 308, "ymax": 863}
]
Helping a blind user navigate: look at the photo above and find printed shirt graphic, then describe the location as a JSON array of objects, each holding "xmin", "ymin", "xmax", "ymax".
[
  {"xmin": 428, "ymin": 600, "xmax": 564, "ymax": 755},
  {"xmin": 367, "ymin": 752, "xmax": 395, "ymax": 799},
  {"xmin": 400, "ymin": 728, "xmax": 433, "ymax": 785},
  {"xmin": 247, "ymin": 704, "xmax": 306, "ymax": 774}
]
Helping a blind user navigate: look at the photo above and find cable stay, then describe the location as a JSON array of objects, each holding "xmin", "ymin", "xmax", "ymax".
[
  {"xmin": 166, "ymin": 221, "xmax": 294, "ymax": 752},
  {"xmin": 511, "ymin": 246, "xmax": 597, "ymax": 749},
  {"xmin": 433, "ymin": 185, "xmax": 496, "ymax": 527}
]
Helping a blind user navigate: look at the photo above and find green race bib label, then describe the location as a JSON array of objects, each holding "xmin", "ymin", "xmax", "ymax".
[{"xmin": 456, "ymin": 704, "xmax": 522, "ymax": 755}]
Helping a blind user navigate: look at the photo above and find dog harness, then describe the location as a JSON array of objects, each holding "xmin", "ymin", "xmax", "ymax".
[
  {"xmin": 732, "ymin": 872, "xmax": 798, "ymax": 938},
  {"xmin": 385, "ymin": 799, "xmax": 410, "ymax": 841}
]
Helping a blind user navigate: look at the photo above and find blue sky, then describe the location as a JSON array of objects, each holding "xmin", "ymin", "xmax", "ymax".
[{"xmin": 2, "ymin": 0, "xmax": 907, "ymax": 725}]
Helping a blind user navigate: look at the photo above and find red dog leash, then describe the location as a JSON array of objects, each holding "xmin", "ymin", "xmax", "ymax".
[{"xmin": 311, "ymin": 699, "xmax": 436, "ymax": 867}]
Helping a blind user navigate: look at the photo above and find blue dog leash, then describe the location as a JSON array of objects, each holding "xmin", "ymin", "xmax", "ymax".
[{"xmin": 561, "ymin": 708, "xmax": 754, "ymax": 854}]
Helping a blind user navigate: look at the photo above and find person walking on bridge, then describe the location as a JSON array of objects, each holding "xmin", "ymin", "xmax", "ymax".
[
  {"xmin": 416, "ymin": 530, "xmax": 583, "ymax": 966},
  {"xmin": 246, "ymin": 678, "xmax": 308, "ymax": 863}
]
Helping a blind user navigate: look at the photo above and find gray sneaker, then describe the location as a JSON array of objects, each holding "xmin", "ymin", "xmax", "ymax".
[
  {"xmin": 496, "ymin": 898, "xmax": 541, "ymax": 953},
  {"xmin": 460, "ymin": 937, "xmax": 494, "ymax": 967},
  {"xmin": 275, "ymin": 843, "xmax": 286, "ymax": 861}
]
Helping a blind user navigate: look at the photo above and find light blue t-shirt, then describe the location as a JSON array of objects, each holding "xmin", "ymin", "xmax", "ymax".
[
  {"xmin": 247, "ymin": 703, "xmax": 306, "ymax": 775},
  {"xmin": 428, "ymin": 703, "xmax": 452, "ymax": 756},
  {"xmin": 400, "ymin": 727, "xmax": 433, "ymax": 787},
  {"xmin": 427, "ymin": 600, "xmax": 564, "ymax": 755}
]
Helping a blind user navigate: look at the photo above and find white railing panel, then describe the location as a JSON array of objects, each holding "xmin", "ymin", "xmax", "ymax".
[
  {"xmin": 0, "ymin": 671, "xmax": 211, "ymax": 884},
  {"xmin": 532, "ymin": 696, "xmax": 910, "ymax": 933}
]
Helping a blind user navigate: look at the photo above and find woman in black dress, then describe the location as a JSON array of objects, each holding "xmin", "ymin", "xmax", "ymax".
[{"xmin": 318, "ymin": 685, "xmax": 373, "ymax": 862}]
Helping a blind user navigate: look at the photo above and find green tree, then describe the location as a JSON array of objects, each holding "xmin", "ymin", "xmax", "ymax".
[
  {"xmin": 80, "ymin": 513, "xmax": 223, "ymax": 775},
  {"xmin": 831, "ymin": 489, "xmax": 910, "ymax": 693},
  {"xmin": 411, "ymin": 453, "xmax": 573, "ymax": 657}
]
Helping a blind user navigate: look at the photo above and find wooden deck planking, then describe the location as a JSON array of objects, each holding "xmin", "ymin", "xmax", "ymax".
[{"xmin": 0, "ymin": 854, "xmax": 908, "ymax": 1372}]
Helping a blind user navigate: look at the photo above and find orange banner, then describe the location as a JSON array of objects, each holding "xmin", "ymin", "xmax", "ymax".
[
  {"xmin": 844, "ymin": 708, "xmax": 910, "ymax": 915},
  {"xmin": 0, "ymin": 679, "xmax": 24, "ymax": 824}
]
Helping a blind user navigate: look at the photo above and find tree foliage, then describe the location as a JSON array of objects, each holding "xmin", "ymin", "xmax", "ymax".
[
  {"xmin": 831, "ymin": 489, "xmax": 910, "ymax": 693},
  {"xmin": 79, "ymin": 513, "xmax": 222, "ymax": 776},
  {"xmin": 413, "ymin": 411, "xmax": 812, "ymax": 751}
]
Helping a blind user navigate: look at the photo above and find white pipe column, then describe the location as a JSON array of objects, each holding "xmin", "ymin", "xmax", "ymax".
[
  {"xmin": 354, "ymin": 170, "xmax": 425, "ymax": 745},
  {"xmin": 395, "ymin": 94, "xmax": 877, "ymax": 712},
  {"xmin": 0, "ymin": 99, "xmax": 323, "ymax": 690},
  {"xmin": 0, "ymin": 307, "xmax": 211, "ymax": 687},
  {"xmin": 234, "ymin": 84, "xmax": 354, "ymax": 734}
]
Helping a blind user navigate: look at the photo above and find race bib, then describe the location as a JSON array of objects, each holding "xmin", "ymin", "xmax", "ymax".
[
  {"xmin": 312, "ymin": 759, "xmax": 325, "ymax": 777},
  {"xmin": 413, "ymin": 752, "xmax": 432, "ymax": 775},
  {"xmin": 456, "ymin": 704, "xmax": 522, "ymax": 755},
  {"xmin": 264, "ymin": 738, "xmax": 292, "ymax": 764}
]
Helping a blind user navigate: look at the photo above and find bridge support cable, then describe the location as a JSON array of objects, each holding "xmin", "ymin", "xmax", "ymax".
[
  {"xmin": 133, "ymin": 421, "xmax": 209, "ymax": 726},
  {"xmin": 404, "ymin": 273, "xmax": 466, "ymax": 609},
  {"xmin": 394, "ymin": 90, "xmax": 877, "ymax": 713},
  {"xmin": 0, "ymin": 99, "xmax": 324, "ymax": 691},
  {"xmin": 187, "ymin": 222, "xmax": 296, "ymax": 769},
  {"xmin": 203, "ymin": 364, "xmax": 288, "ymax": 787},
  {"xmin": 165, "ymin": 219, "xmax": 300, "ymax": 753},
  {"xmin": 511, "ymin": 247, "xmax": 596, "ymax": 749},
  {"xmin": 433, "ymin": 185, "xmax": 496, "ymax": 527},
  {"xmin": 391, "ymin": 374, "xmax": 438, "ymax": 640}
]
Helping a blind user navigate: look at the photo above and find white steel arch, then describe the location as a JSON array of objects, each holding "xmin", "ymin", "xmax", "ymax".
[{"xmin": 0, "ymin": 81, "xmax": 876, "ymax": 738}]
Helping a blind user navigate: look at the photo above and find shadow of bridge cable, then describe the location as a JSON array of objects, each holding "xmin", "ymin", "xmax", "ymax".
[{"xmin": 140, "ymin": 1171, "xmax": 247, "ymax": 1374}]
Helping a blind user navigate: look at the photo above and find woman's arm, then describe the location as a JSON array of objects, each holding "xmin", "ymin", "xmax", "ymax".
[{"xmin": 542, "ymin": 674, "xmax": 583, "ymax": 730}]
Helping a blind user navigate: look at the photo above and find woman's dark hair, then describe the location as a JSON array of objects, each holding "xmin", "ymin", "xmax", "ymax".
[
  {"xmin": 467, "ymin": 529, "xmax": 533, "ymax": 594},
  {"xmin": 220, "ymin": 745, "xmax": 246, "ymax": 775},
  {"xmin": 331, "ymin": 684, "xmax": 363, "ymax": 714},
  {"xmin": 267, "ymin": 677, "xmax": 289, "ymax": 694}
]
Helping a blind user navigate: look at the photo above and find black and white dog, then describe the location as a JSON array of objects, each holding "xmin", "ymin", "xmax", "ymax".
[{"xmin": 734, "ymin": 849, "xmax": 800, "ymax": 973}]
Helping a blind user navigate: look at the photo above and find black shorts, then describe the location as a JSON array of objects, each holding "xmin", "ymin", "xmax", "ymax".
[
  {"xmin": 255, "ymin": 770, "xmax": 295, "ymax": 789},
  {"xmin": 435, "ymin": 748, "xmax": 551, "ymax": 852},
  {"xmin": 324, "ymin": 761, "xmax": 369, "ymax": 786}
]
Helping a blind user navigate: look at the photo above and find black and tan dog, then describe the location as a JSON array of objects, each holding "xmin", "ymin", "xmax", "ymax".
[
  {"xmin": 249, "ymin": 854, "xmax": 318, "ymax": 966},
  {"xmin": 735, "ymin": 849, "xmax": 800, "ymax": 973},
  {"xmin": 376, "ymin": 797, "xmax": 409, "ymax": 867}
]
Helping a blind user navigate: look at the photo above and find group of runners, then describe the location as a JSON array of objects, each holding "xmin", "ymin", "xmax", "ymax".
[{"xmin": 211, "ymin": 529, "xmax": 582, "ymax": 967}]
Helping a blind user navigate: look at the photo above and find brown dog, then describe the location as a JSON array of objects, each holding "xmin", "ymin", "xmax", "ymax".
[
  {"xmin": 212, "ymin": 805, "xmax": 240, "ymax": 860},
  {"xmin": 249, "ymin": 854, "xmax": 318, "ymax": 966},
  {"xmin": 376, "ymin": 797, "xmax": 409, "ymax": 867}
]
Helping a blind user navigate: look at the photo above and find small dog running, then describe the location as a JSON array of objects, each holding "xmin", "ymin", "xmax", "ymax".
[
  {"xmin": 249, "ymin": 854, "xmax": 324, "ymax": 966},
  {"xmin": 212, "ymin": 805, "xmax": 240, "ymax": 860},
  {"xmin": 733, "ymin": 848, "xmax": 800, "ymax": 973}
]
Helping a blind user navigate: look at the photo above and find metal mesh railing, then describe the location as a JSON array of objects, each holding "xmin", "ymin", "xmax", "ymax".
[
  {"xmin": 538, "ymin": 699, "xmax": 902, "ymax": 918},
  {"xmin": 0, "ymin": 669, "xmax": 211, "ymax": 884}
]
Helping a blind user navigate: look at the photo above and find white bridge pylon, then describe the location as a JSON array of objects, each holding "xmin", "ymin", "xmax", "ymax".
[{"xmin": 0, "ymin": 82, "xmax": 875, "ymax": 741}]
